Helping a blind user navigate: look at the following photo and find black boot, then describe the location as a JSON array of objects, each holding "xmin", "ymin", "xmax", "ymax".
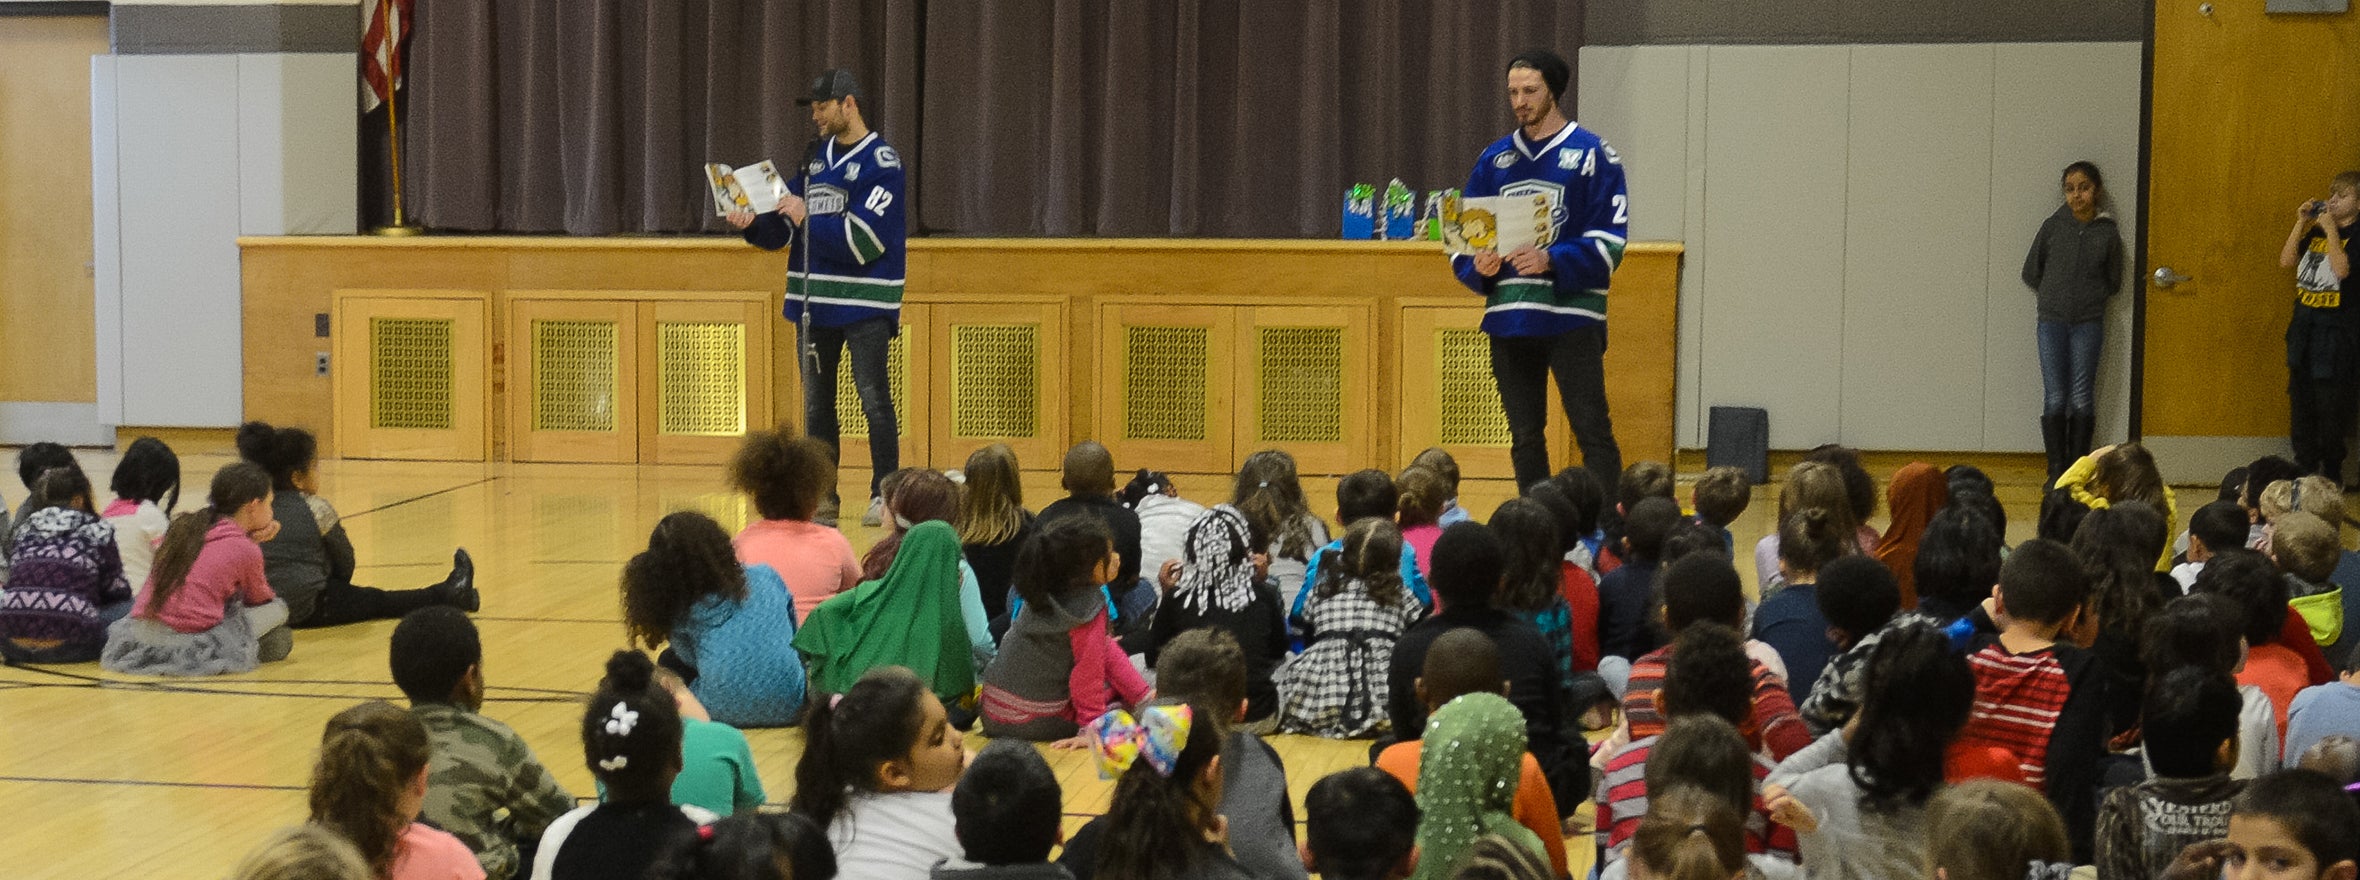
[
  {"xmin": 2041, "ymin": 414, "xmax": 2070, "ymax": 484},
  {"xmin": 2067, "ymin": 412, "xmax": 2096, "ymax": 463},
  {"xmin": 437, "ymin": 548, "xmax": 479, "ymax": 612}
]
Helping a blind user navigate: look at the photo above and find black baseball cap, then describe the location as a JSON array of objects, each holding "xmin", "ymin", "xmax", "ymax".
[{"xmin": 796, "ymin": 69, "xmax": 861, "ymax": 105}]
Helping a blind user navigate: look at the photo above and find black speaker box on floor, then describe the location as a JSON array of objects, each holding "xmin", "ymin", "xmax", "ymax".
[{"xmin": 1707, "ymin": 406, "xmax": 1769, "ymax": 484}]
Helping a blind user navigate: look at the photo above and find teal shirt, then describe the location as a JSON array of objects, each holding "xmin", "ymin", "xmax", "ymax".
[
  {"xmin": 598, "ymin": 717, "xmax": 765, "ymax": 816},
  {"xmin": 676, "ymin": 717, "xmax": 764, "ymax": 816}
]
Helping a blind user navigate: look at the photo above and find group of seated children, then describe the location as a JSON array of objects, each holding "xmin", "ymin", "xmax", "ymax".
[
  {"xmin": 86, "ymin": 424, "xmax": 2360, "ymax": 880},
  {"xmin": 0, "ymin": 423, "xmax": 480, "ymax": 675},
  {"xmin": 240, "ymin": 602, "xmax": 2360, "ymax": 880}
]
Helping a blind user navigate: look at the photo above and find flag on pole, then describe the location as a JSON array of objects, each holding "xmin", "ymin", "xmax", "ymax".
[{"xmin": 361, "ymin": 0, "xmax": 415, "ymax": 112}]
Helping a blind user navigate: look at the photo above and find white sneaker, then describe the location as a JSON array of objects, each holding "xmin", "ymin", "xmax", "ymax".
[{"xmin": 861, "ymin": 495, "xmax": 887, "ymax": 527}]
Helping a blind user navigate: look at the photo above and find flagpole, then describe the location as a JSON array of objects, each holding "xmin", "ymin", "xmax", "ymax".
[{"xmin": 373, "ymin": 0, "xmax": 419, "ymax": 236}]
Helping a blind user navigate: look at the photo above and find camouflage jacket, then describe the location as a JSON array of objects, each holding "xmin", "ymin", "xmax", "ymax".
[{"xmin": 413, "ymin": 701, "xmax": 577, "ymax": 880}]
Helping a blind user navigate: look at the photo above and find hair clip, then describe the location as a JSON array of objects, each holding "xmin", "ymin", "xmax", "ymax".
[
  {"xmin": 830, "ymin": 693, "xmax": 846, "ymax": 709},
  {"xmin": 2024, "ymin": 862, "xmax": 2076, "ymax": 880},
  {"xmin": 597, "ymin": 755, "xmax": 629, "ymax": 771},
  {"xmin": 697, "ymin": 824, "xmax": 716, "ymax": 841},
  {"xmin": 1257, "ymin": 481, "xmax": 1269, "ymax": 488},
  {"xmin": 2347, "ymin": 781, "xmax": 2360, "ymax": 793},
  {"xmin": 1090, "ymin": 705, "xmax": 1192, "ymax": 779},
  {"xmin": 604, "ymin": 702, "xmax": 640, "ymax": 736}
]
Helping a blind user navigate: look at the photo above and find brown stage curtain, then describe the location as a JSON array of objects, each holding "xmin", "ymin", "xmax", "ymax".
[
  {"xmin": 921, "ymin": 0, "xmax": 1580, "ymax": 237},
  {"xmin": 402, "ymin": 1, "xmax": 1576, "ymax": 237},
  {"xmin": 407, "ymin": 0, "xmax": 921, "ymax": 235}
]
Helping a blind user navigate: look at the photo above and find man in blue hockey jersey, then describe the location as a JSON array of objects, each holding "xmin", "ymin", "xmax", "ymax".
[
  {"xmin": 1452, "ymin": 49, "xmax": 1629, "ymax": 496},
  {"xmin": 728, "ymin": 68, "xmax": 906, "ymax": 526}
]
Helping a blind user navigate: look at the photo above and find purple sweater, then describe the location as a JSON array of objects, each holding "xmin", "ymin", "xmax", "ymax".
[{"xmin": 0, "ymin": 507, "xmax": 131, "ymax": 646}]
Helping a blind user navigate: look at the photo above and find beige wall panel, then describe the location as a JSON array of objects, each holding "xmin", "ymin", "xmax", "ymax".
[
  {"xmin": 1698, "ymin": 46, "xmax": 1850, "ymax": 450},
  {"xmin": 1839, "ymin": 44, "xmax": 1995, "ymax": 450}
]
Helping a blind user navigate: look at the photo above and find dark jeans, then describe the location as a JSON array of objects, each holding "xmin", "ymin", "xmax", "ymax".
[
  {"xmin": 1490, "ymin": 325, "xmax": 1621, "ymax": 495},
  {"xmin": 2289, "ymin": 375, "xmax": 2358, "ymax": 481},
  {"xmin": 289, "ymin": 580, "xmax": 443, "ymax": 628},
  {"xmin": 798, "ymin": 316, "xmax": 900, "ymax": 501},
  {"xmin": 2288, "ymin": 314, "xmax": 2359, "ymax": 480}
]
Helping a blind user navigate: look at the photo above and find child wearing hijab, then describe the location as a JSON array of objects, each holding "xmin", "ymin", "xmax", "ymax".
[
  {"xmin": 795, "ymin": 521, "xmax": 977, "ymax": 709},
  {"xmin": 1150, "ymin": 505, "xmax": 1287, "ymax": 732},
  {"xmin": 1870, "ymin": 462, "xmax": 1945, "ymax": 608},
  {"xmin": 1413, "ymin": 692, "xmax": 1547, "ymax": 880}
]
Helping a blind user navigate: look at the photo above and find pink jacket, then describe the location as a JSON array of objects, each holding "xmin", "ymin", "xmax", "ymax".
[{"xmin": 131, "ymin": 518, "xmax": 274, "ymax": 634}]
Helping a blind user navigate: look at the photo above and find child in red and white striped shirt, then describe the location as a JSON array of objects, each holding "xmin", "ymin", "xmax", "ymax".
[{"xmin": 1955, "ymin": 538, "xmax": 2110, "ymax": 860}]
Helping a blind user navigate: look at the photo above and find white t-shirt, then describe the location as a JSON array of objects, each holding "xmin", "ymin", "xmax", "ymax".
[
  {"xmin": 828, "ymin": 791, "xmax": 963, "ymax": 880},
  {"xmin": 1134, "ymin": 494, "xmax": 1209, "ymax": 577},
  {"xmin": 104, "ymin": 499, "xmax": 170, "ymax": 592},
  {"xmin": 2235, "ymin": 683, "xmax": 2277, "ymax": 779}
]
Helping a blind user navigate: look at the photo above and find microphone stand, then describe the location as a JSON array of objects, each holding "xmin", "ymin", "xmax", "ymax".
[{"xmin": 795, "ymin": 138, "xmax": 823, "ymax": 378}]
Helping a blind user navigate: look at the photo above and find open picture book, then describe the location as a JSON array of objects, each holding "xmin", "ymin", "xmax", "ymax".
[
  {"xmin": 704, "ymin": 160, "xmax": 786, "ymax": 216},
  {"xmin": 1440, "ymin": 191, "xmax": 1556, "ymax": 257}
]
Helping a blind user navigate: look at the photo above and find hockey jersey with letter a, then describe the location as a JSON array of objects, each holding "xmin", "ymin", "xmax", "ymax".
[
  {"xmin": 743, "ymin": 132, "xmax": 907, "ymax": 328},
  {"xmin": 1451, "ymin": 123, "xmax": 1629, "ymax": 338}
]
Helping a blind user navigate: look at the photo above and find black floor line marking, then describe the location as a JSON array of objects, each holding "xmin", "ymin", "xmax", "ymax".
[
  {"xmin": 0, "ymin": 664, "xmax": 582, "ymax": 703},
  {"xmin": 338, "ymin": 476, "xmax": 501, "ymax": 519},
  {"xmin": 0, "ymin": 775, "xmax": 304, "ymax": 793}
]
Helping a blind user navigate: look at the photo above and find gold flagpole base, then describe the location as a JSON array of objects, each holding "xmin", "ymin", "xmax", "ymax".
[{"xmin": 371, "ymin": 223, "xmax": 423, "ymax": 237}]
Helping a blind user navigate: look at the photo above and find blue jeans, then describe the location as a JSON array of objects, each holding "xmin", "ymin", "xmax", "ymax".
[
  {"xmin": 797, "ymin": 316, "xmax": 900, "ymax": 500},
  {"xmin": 2036, "ymin": 319, "xmax": 2102, "ymax": 417}
]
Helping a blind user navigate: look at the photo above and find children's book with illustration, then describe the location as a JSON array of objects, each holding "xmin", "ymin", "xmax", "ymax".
[{"xmin": 704, "ymin": 160, "xmax": 785, "ymax": 216}]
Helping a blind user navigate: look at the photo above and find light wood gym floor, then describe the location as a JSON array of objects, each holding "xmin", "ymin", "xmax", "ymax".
[{"xmin": 0, "ymin": 449, "xmax": 2065, "ymax": 879}]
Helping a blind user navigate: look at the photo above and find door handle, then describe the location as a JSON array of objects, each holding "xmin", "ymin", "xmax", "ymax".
[{"xmin": 2152, "ymin": 266, "xmax": 2193, "ymax": 289}]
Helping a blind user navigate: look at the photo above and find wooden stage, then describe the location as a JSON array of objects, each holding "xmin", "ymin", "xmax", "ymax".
[{"xmin": 237, "ymin": 236, "xmax": 1683, "ymax": 480}]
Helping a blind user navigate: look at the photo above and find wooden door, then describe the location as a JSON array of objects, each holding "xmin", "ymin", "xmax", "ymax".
[
  {"xmin": 638, "ymin": 298, "xmax": 772, "ymax": 465},
  {"xmin": 928, "ymin": 299, "xmax": 1067, "ymax": 471},
  {"xmin": 507, "ymin": 299, "xmax": 638, "ymax": 463},
  {"xmin": 2144, "ymin": 3, "xmax": 2360, "ymax": 472},
  {"xmin": 1096, "ymin": 302, "xmax": 1237, "ymax": 474},
  {"xmin": 332, "ymin": 292, "xmax": 490, "ymax": 461},
  {"xmin": 1234, "ymin": 303, "xmax": 1375, "ymax": 475}
]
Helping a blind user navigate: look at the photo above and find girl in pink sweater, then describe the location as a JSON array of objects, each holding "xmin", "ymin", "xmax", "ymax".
[
  {"xmin": 727, "ymin": 429, "xmax": 860, "ymax": 625},
  {"xmin": 980, "ymin": 516, "xmax": 1150, "ymax": 744},
  {"xmin": 101, "ymin": 462, "xmax": 290, "ymax": 675}
]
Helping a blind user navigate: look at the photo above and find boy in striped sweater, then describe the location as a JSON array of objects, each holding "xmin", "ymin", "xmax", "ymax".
[{"xmin": 1957, "ymin": 538, "xmax": 2111, "ymax": 861}]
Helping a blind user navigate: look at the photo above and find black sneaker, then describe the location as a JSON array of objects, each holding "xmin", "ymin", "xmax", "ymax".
[{"xmin": 442, "ymin": 548, "xmax": 480, "ymax": 612}]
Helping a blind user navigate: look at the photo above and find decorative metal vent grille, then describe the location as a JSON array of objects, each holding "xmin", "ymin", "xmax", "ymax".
[
  {"xmin": 531, "ymin": 320, "xmax": 619, "ymax": 433},
  {"xmin": 832, "ymin": 331, "xmax": 909, "ymax": 441},
  {"xmin": 1124, "ymin": 325, "xmax": 1209, "ymax": 441},
  {"xmin": 1437, "ymin": 328, "xmax": 1512, "ymax": 446},
  {"xmin": 657, "ymin": 322, "xmax": 746, "ymax": 436},
  {"xmin": 1255, "ymin": 326, "xmax": 1343, "ymax": 443},
  {"xmin": 369, "ymin": 318, "xmax": 454, "ymax": 430},
  {"xmin": 950, "ymin": 324, "xmax": 1039, "ymax": 438}
]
